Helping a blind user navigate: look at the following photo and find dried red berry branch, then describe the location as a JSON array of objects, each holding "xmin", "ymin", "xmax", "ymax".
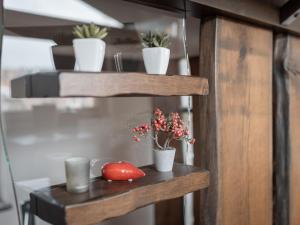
[{"xmin": 131, "ymin": 108, "xmax": 195, "ymax": 150}]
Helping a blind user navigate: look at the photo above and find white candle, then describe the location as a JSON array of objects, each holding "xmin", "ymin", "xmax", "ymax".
[{"xmin": 65, "ymin": 157, "xmax": 90, "ymax": 193}]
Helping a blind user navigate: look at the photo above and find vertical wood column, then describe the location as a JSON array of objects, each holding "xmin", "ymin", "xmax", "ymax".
[
  {"xmin": 274, "ymin": 35, "xmax": 300, "ymax": 225},
  {"xmin": 194, "ymin": 17, "xmax": 273, "ymax": 225}
]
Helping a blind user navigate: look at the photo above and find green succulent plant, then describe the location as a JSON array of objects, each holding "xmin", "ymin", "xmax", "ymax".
[
  {"xmin": 140, "ymin": 31, "xmax": 170, "ymax": 48},
  {"xmin": 73, "ymin": 24, "xmax": 108, "ymax": 39}
]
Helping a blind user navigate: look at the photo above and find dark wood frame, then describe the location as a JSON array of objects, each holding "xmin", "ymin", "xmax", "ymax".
[
  {"xmin": 273, "ymin": 34, "xmax": 300, "ymax": 225},
  {"xmin": 189, "ymin": 0, "xmax": 300, "ymax": 37},
  {"xmin": 195, "ymin": 16, "xmax": 273, "ymax": 225},
  {"xmin": 280, "ymin": 0, "xmax": 300, "ymax": 25},
  {"xmin": 273, "ymin": 33, "xmax": 290, "ymax": 225}
]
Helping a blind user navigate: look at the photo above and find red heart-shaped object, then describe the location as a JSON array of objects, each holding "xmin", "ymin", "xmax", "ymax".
[{"xmin": 102, "ymin": 161, "xmax": 145, "ymax": 181}]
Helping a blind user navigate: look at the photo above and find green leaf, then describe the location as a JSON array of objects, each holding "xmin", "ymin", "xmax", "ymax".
[
  {"xmin": 83, "ymin": 25, "xmax": 90, "ymax": 38},
  {"xmin": 153, "ymin": 38, "xmax": 160, "ymax": 47},
  {"xmin": 94, "ymin": 26, "xmax": 100, "ymax": 35},
  {"xmin": 73, "ymin": 24, "xmax": 109, "ymax": 39},
  {"xmin": 140, "ymin": 31, "xmax": 170, "ymax": 48},
  {"xmin": 96, "ymin": 27, "xmax": 108, "ymax": 39},
  {"xmin": 142, "ymin": 42, "xmax": 148, "ymax": 48},
  {"xmin": 73, "ymin": 30, "xmax": 84, "ymax": 38},
  {"xmin": 98, "ymin": 28, "xmax": 106, "ymax": 36},
  {"xmin": 90, "ymin": 23, "xmax": 97, "ymax": 36},
  {"xmin": 97, "ymin": 32, "xmax": 108, "ymax": 39},
  {"xmin": 75, "ymin": 25, "xmax": 83, "ymax": 33}
]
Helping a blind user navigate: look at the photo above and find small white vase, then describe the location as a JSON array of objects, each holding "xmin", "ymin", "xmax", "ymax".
[
  {"xmin": 153, "ymin": 148, "xmax": 176, "ymax": 172},
  {"xmin": 73, "ymin": 38, "xmax": 106, "ymax": 72},
  {"xmin": 142, "ymin": 47, "xmax": 170, "ymax": 75}
]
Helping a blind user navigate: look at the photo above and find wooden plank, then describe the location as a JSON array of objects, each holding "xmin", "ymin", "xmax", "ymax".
[
  {"xmin": 155, "ymin": 198, "xmax": 183, "ymax": 225},
  {"xmin": 11, "ymin": 72, "xmax": 209, "ymax": 98},
  {"xmin": 191, "ymin": 0, "xmax": 278, "ymax": 24},
  {"xmin": 273, "ymin": 34, "xmax": 290, "ymax": 225},
  {"xmin": 195, "ymin": 17, "xmax": 272, "ymax": 225},
  {"xmin": 274, "ymin": 34, "xmax": 300, "ymax": 225},
  {"xmin": 190, "ymin": 0, "xmax": 300, "ymax": 37},
  {"xmin": 288, "ymin": 36, "xmax": 300, "ymax": 225},
  {"xmin": 194, "ymin": 18, "xmax": 218, "ymax": 225},
  {"xmin": 123, "ymin": 0, "xmax": 186, "ymax": 13},
  {"xmin": 30, "ymin": 164, "xmax": 209, "ymax": 225}
]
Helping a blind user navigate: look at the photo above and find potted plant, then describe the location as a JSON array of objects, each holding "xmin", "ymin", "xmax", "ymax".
[
  {"xmin": 131, "ymin": 108, "xmax": 195, "ymax": 172},
  {"xmin": 72, "ymin": 23, "xmax": 108, "ymax": 72},
  {"xmin": 140, "ymin": 31, "xmax": 171, "ymax": 75}
]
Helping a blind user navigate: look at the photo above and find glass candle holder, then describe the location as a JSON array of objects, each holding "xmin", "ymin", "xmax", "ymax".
[
  {"xmin": 114, "ymin": 52, "xmax": 123, "ymax": 72},
  {"xmin": 65, "ymin": 157, "xmax": 90, "ymax": 193}
]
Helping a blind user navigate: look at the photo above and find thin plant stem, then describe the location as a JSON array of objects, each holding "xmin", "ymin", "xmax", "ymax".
[
  {"xmin": 163, "ymin": 137, "xmax": 169, "ymax": 150},
  {"xmin": 154, "ymin": 132, "xmax": 164, "ymax": 150},
  {"xmin": 165, "ymin": 135, "xmax": 174, "ymax": 149},
  {"xmin": 163, "ymin": 133, "xmax": 172, "ymax": 149}
]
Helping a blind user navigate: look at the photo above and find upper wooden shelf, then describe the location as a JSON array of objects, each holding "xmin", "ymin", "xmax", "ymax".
[
  {"xmin": 30, "ymin": 163, "xmax": 209, "ymax": 225},
  {"xmin": 11, "ymin": 72, "xmax": 209, "ymax": 98}
]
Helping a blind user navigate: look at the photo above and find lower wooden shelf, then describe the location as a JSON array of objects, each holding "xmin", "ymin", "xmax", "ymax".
[{"xmin": 30, "ymin": 163, "xmax": 209, "ymax": 225}]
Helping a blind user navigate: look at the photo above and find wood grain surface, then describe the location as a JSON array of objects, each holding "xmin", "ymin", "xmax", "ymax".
[
  {"xmin": 11, "ymin": 72, "xmax": 209, "ymax": 98},
  {"xmin": 189, "ymin": 0, "xmax": 300, "ymax": 37},
  {"xmin": 59, "ymin": 72, "xmax": 208, "ymax": 97},
  {"xmin": 195, "ymin": 17, "xmax": 273, "ymax": 225},
  {"xmin": 30, "ymin": 164, "xmax": 209, "ymax": 225},
  {"xmin": 274, "ymin": 34, "xmax": 300, "ymax": 225}
]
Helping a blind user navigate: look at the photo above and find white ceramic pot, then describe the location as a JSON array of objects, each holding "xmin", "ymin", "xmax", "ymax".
[
  {"xmin": 153, "ymin": 148, "xmax": 176, "ymax": 172},
  {"xmin": 142, "ymin": 47, "xmax": 170, "ymax": 75},
  {"xmin": 73, "ymin": 38, "xmax": 106, "ymax": 72}
]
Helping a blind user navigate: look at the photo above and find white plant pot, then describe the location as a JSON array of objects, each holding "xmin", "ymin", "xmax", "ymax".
[
  {"xmin": 73, "ymin": 38, "xmax": 106, "ymax": 72},
  {"xmin": 153, "ymin": 148, "xmax": 176, "ymax": 172},
  {"xmin": 142, "ymin": 47, "xmax": 170, "ymax": 75}
]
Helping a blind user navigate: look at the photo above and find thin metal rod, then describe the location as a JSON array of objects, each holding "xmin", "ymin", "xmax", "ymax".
[{"xmin": 181, "ymin": 1, "xmax": 195, "ymax": 224}]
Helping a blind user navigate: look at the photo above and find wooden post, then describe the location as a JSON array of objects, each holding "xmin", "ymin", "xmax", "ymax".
[
  {"xmin": 274, "ymin": 34, "xmax": 300, "ymax": 225},
  {"xmin": 194, "ymin": 17, "xmax": 273, "ymax": 225}
]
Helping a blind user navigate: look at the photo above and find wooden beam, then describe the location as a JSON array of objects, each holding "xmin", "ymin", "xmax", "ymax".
[
  {"xmin": 280, "ymin": 0, "xmax": 300, "ymax": 25},
  {"xmin": 190, "ymin": 0, "xmax": 300, "ymax": 37},
  {"xmin": 190, "ymin": 0, "xmax": 278, "ymax": 24},
  {"xmin": 195, "ymin": 17, "xmax": 273, "ymax": 225},
  {"xmin": 11, "ymin": 72, "xmax": 209, "ymax": 98},
  {"xmin": 274, "ymin": 34, "xmax": 300, "ymax": 225},
  {"xmin": 123, "ymin": 0, "xmax": 186, "ymax": 13},
  {"xmin": 273, "ymin": 34, "xmax": 290, "ymax": 225}
]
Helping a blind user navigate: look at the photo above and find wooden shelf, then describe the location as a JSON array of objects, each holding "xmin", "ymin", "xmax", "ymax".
[
  {"xmin": 11, "ymin": 72, "xmax": 209, "ymax": 98},
  {"xmin": 30, "ymin": 163, "xmax": 209, "ymax": 225}
]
